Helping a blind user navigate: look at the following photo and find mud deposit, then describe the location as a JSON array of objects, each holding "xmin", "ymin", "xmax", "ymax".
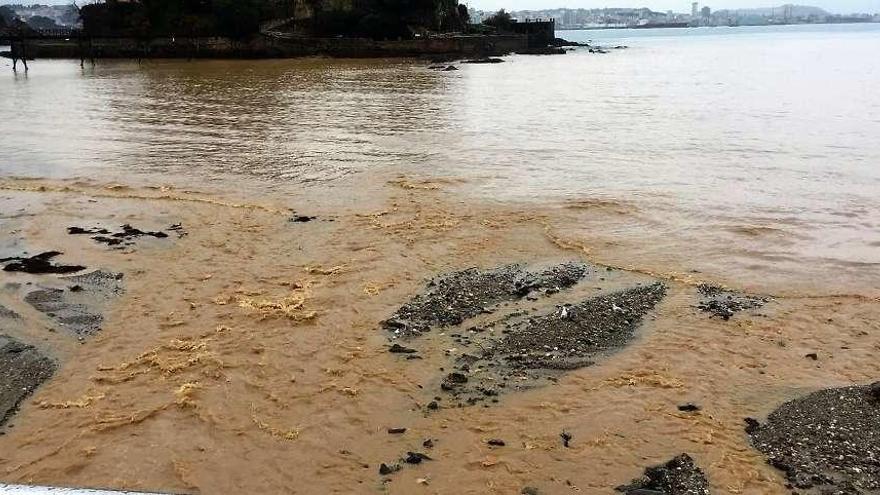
[
  {"xmin": 747, "ymin": 383, "xmax": 880, "ymax": 494},
  {"xmin": 616, "ymin": 454, "xmax": 711, "ymax": 495},
  {"xmin": 24, "ymin": 270, "xmax": 124, "ymax": 337},
  {"xmin": 0, "ymin": 335, "xmax": 55, "ymax": 427}
]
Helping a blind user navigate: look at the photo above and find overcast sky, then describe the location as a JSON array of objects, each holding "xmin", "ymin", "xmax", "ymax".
[{"xmin": 470, "ymin": 1, "xmax": 880, "ymax": 14}]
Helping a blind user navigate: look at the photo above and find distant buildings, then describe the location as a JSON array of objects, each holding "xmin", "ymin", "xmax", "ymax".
[{"xmin": 480, "ymin": 3, "xmax": 879, "ymax": 30}]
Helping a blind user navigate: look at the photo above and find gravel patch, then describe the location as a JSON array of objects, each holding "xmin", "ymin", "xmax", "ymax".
[
  {"xmin": 440, "ymin": 283, "xmax": 667, "ymax": 406},
  {"xmin": 0, "ymin": 335, "xmax": 56, "ymax": 427},
  {"xmin": 747, "ymin": 382, "xmax": 880, "ymax": 494},
  {"xmin": 383, "ymin": 262, "xmax": 590, "ymax": 337},
  {"xmin": 696, "ymin": 284, "xmax": 767, "ymax": 320}
]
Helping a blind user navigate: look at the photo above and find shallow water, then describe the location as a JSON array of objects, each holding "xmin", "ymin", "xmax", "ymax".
[{"xmin": 1, "ymin": 24, "xmax": 879, "ymax": 495}]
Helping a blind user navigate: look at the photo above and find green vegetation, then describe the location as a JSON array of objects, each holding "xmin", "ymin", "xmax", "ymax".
[{"xmin": 78, "ymin": 0, "xmax": 469, "ymax": 40}]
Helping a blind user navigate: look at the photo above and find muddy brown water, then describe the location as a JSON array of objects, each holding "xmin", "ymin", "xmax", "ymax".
[
  {"xmin": 0, "ymin": 173, "xmax": 878, "ymax": 494},
  {"xmin": 1, "ymin": 25, "xmax": 879, "ymax": 494}
]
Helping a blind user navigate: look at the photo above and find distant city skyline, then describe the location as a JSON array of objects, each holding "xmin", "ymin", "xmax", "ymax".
[{"xmin": 469, "ymin": 1, "xmax": 880, "ymax": 14}]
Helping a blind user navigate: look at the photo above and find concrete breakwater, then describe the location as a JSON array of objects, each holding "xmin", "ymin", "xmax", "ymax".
[{"xmin": 8, "ymin": 34, "xmax": 530, "ymax": 60}]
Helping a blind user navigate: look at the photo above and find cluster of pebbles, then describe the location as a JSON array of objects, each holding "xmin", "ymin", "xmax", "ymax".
[
  {"xmin": 747, "ymin": 382, "xmax": 880, "ymax": 494},
  {"xmin": 382, "ymin": 262, "xmax": 667, "ymax": 406},
  {"xmin": 695, "ymin": 283, "xmax": 768, "ymax": 320},
  {"xmin": 382, "ymin": 262, "xmax": 590, "ymax": 337},
  {"xmin": 439, "ymin": 283, "xmax": 667, "ymax": 406},
  {"xmin": 616, "ymin": 454, "xmax": 711, "ymax": 495},
  {"xmin": 0, "ymin": 335, "xmax": 56, "ymax": 428}
]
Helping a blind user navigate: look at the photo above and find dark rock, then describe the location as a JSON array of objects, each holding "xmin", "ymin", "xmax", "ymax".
[
  {"xmin": 487, "ymin": 439, "xmax": 505, "ymax": 446},
  {"xmin": 521, "ymin": 487, "xmax": 540, "ymax": 495},
  {"xmin": 552, "ymin": 37, "xmax": 589, "ymax": 47},
  {"xmin": 387, "ymin": 427, "xmax": 407, "ymax": 434},
  {"xmin": 748, "ymin": 382, "xmax": 880, "ymax": 493},
  {"xmin": 462, "ymin": 58, "xmax": 504, "ymax": 64},
  {"xmin": 441, "ymin": 372, "xmax": 468, "ymax": 391},
  {"xmin": 560, "ymin": 430, "xmax": 572, "ymax": 448},
  {"xmin": 696, "ymin": 284, "xmax": 767, "ymax": 320},
  {"xmin": 445, "ymin": 372, "xmax": 468, "ymax": 384},
  {"xmin": 1, "ymin": 252, "xmax": 85, "ymax": 274},
  {"xmin": 92, "ymin": 236, "xmax": 124, "ymax": 246},
  {"xmin": 1, "ymin": 335, "xmax": 56, "ymax": 427},
  {"xmin": 869, "ymin": 382, "xmax": 880, "ymax": 402},
  {"xmin": 422, "ymin": 439, "xmax": 434, "ymax": 448},
  {"xmin": 378, "ymin": 463, "xmax": 400, "ymax": 475},
  {"xmin": 167, "ymin": 224, "xmax": 187, "ymax": 238},
  {"xmin": 69, "ymin": 224, "xmax": 169, "ymax": 247},
  {"xmin": 404, "ymin": 452, "xmax": 432, "ymax": 464},
  {"xmin": 744, "ymin": 417, "xmax": 760, "ymax": 435},
  {"xmin": 389, "ymin": 344, "xmax": 417, "ymax": 354},
  {"xmin": 289, "ymin": 215, "xmax": 316, "ymax": 223},
  {"xmin": 805, "ymin": 353, "xmax": 818, "ymax": 361},
  {"xmin": 678, "ymin": 403, "xmax": 701, "ymax": 412},
  {"xmin": 67, "ymin": 226, "xmax": 108, "ymax": 235},
  {"xmin": 615, "ymin": 454, "xmax": 710, "ymax": 495},
  {"xmin": 426, "ymin": 401, "xmax": 439, "ymax": 410},
  {"xmin": 515, "ymin": 47, "xmax": 566, "ymax": 55}
]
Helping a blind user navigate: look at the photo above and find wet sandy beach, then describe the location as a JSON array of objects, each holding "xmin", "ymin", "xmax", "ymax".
[{"xmin": 1, "ymin": 171, "xmax": 878, "ymax": 494}]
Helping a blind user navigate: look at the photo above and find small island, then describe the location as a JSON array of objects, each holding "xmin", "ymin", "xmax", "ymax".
[{"xmin": 1, "ymin": 1, "xmax": 560, "ymax": 61}]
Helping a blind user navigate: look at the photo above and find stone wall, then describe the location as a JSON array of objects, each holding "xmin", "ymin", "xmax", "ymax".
[
  {"xmin": 509, "ymin": 20, "xmax": 555, "ymax": 47},
  {"xmin": 19, "ymin": 34, "xmax": 528, "ymax": 59}
]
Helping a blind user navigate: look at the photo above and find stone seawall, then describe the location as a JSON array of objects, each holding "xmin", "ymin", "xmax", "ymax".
[{"xmin": 16, "ymin": 34, "xmax": 528, "ymax": 59}]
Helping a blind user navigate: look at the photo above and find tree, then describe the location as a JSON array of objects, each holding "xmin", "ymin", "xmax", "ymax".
[
  {"xmin": 26, "ymin": 15, "xmax": 60, "ymax": 29},
  {"xmin": 0, "ymin": 5, "xmax": 18, "ymax": 25},
  {"xmin": 457, "ymin": 4, "xmax": 469, "ymax": 25},
  {"xmin": 483, "ymin": 8, "xmax": 512, "ymax": 30}
]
